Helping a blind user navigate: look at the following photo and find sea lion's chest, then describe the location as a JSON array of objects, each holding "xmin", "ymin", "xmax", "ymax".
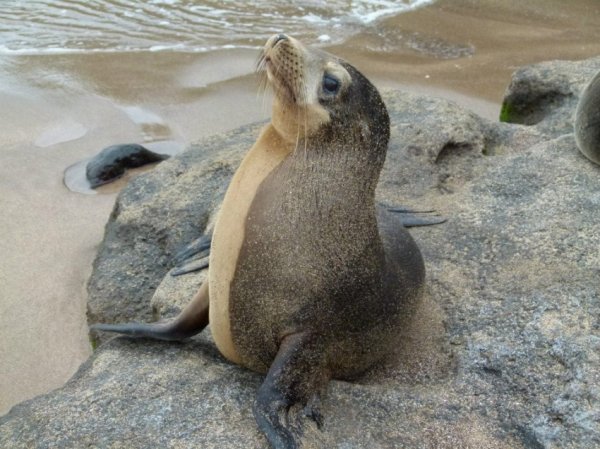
[
  {"xmin": 225, "ymin": 155, "xmax": 389, "ymax": 372},
  {"xmin": 208, "ymin": 125, "xmax": 291, "ymax": 365}
]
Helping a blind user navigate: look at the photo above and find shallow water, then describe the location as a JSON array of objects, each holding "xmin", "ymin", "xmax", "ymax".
[{"xmin": 0, "ymin": 0, "xmax": 435, "ymax": 54}]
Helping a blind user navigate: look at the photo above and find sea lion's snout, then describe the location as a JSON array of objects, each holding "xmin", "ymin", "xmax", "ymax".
[
  {"xmin": 258, "ymin": 34, "xmax": 364, "ymax": 143},
  {"xmin": 259, "ymin": 33, "xmax": 306, "ymax": 105}
]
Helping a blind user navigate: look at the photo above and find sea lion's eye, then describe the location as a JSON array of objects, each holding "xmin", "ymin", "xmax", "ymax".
[{"xmin": 322, "ymin": 74, "xmax": 340, "ymax": 94}]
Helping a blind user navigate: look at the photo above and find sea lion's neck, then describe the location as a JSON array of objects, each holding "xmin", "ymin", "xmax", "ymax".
[
  {"xmin": 268, "ymin": 107, "xmax": 387, "ymax": 226},
  {"xmin": 264, "ymin": 143, "xmax": 380, "ymax": 240},
  {"xmin": 271, "ymin": 97, "xmax": 330, "ymax": 144},
  {"xmin": 287, "ymin": 133, "xmax": 384, "ymax": 200},
  {"xmin": 251, "ymin": 143, "xmax": 382, "ymax": 276}
]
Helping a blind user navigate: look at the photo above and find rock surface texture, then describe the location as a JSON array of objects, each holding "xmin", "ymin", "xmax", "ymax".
[{"xmin": 2, "ymin": 57, "xmax": 599, "ymax": 449}]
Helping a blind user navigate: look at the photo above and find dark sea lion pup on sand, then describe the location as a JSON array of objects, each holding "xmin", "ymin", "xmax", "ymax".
[
  {"xmin": 92, "ymin": 34, "xmax": 427, "ymax": 449},
  {"xmin": 86, "ymin": 143, "xmax": 169, "ymax": 188}
]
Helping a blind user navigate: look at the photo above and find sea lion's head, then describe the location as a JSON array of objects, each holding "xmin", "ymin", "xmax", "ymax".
[{"xmin": 259, "ymin": 34, "xmax": 389, "ymax": 165}]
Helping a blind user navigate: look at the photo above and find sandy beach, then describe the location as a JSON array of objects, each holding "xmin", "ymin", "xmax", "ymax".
[{"xmin": 1, "ymin": 0, "xmax": 599, "ymax": 416}]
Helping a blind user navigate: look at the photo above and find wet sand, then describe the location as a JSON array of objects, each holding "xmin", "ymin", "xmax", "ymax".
[
  {"xmin": 1, "ymin": 0, "xmax": 600, "ymax": 415},
  {"xmin": 339, "ymin": 0, "xmax": 600, "ymax": 105}
]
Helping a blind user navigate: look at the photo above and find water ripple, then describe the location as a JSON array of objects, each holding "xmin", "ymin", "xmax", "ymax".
[{"xmin": 0, "ymin": 0, "xmax": 436, "ymax": 54}]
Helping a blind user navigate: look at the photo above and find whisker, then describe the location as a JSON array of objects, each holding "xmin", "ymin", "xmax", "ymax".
[
  {"xmin": 304, "ymin": 108, "xmax": 308, "ymax": 162},
  {"xmin": 303, "ymin": 84, "xmax": 309, "ymax": 162},
  {"xmin": 255, "ymin": 50, "xmax": 267, "ymax": 73},
  {"xmin": 255, "ymin": 52, "xmax": 267, "ymax": 94},
  {"xmin": 258, "ymin": 75, "xmax": 268, "ymax": 105},
  {"xmin": 255, "ymin": 49, "xmax": 276, "ymax": 113},
  {"xmin": 294, "ymin": 107, "xmax": 301, "ymax": 156}
]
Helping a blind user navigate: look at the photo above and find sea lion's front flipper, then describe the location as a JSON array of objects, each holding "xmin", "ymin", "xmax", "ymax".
[
  {"xmin": 253, "ymin": 333, "xmax": 328, "ymax": 449},
  {"xmin": 170, "ymin": 233, "xmax": 212, "ymax": 276},
  {"xmin": 171, "ymin": 256, "xmax": 210, "ymax": 277},
  {"xmin": 173, "ymin": 233, "xmax": 212, "ymax": 264},
  {"xmin": 91, "ymin": 281, "xmax": 209, "ymax": 341}
]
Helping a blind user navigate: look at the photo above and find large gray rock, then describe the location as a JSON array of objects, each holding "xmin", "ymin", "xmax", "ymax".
[
  {"xmin": 86, "ymin": 124, "xmax": 260, "ymax": 325},
  {"xmin": 2, "ymin": 59, "xmax": 599, "ymax": 449},
  {"xmin": 500, "ymin": 56, "xmax": 600, "ymax": 136}
]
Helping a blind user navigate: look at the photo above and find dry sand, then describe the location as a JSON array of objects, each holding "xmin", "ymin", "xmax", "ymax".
[{"xmin": 1, "ymin": 0, "xmax": 599, "ymax": 415}]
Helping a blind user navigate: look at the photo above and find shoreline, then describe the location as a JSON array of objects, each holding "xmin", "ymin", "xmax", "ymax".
[{"xmin": 2, "ymin": 0, "xmax": 600, "ymax": 416}]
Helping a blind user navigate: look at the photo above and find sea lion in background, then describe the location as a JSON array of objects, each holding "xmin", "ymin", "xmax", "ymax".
[
  {"xmin": 92, "ymin": 34, "xmax": 427, "ymax": 449},
  {"xmin": 575, "ymin": 69, "xmax": 600, "ymax": 165},
  {"xmin": 86, "ymin": 143, "xmax": 169, "ymax": 188}
]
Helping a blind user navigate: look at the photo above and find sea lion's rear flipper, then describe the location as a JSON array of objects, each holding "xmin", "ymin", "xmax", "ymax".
[
  {"xmin": 171, "ymin": 256, "xmax": 210, "ymax": 277},
  {"xmin": 171, "ymin": 233, "xmax": 212, "ymax": 276},
  {"xmin": 253, "ymin": 333, "xmax": 328, "ymax": 449},
  {"xmin": 90, "ymin": 281, "xmax": 209, "ymax": 341},
  {"xmin": 395, "ymin": 214, "xmax": 447, "ymax": 227},
  {"xmin": 386, "ymin": 206, "xmax": 447, "ymax": 227}
]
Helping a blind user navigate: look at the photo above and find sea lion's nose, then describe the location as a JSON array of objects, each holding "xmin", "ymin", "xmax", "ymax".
[{"xmin": 273, "ymin": 34, "xmax": 288, "ymax": 45}]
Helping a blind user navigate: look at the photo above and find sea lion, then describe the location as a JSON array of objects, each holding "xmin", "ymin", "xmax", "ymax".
[
  {"xmin": 92, "ymin": 34, "xmax": 427, "ymax": 449},
  {"xmin": 575, "ymin": 69, "xmax": 600, "ymax": 165},
  {"xmin": 86, "ymin": 143, "xmax": 169, "ymax": 188}
]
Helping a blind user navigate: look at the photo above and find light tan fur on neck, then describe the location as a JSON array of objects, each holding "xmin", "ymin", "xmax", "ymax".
[
  {"xmin": 271, "ymin": 97, "xmax": 330, "ymax": 144},
  {"xmin": 209, "ymin": 124, "xmax": 293, "ymax": 363}
]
